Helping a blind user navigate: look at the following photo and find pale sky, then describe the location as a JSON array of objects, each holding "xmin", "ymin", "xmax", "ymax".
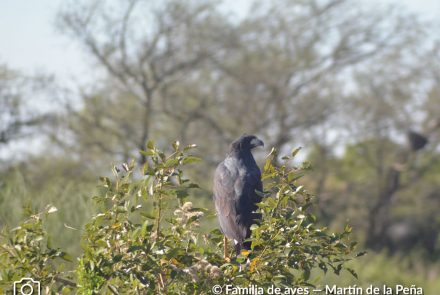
[{"xmin": 0, "ymin": 0, "xmax": 439, "ymax": 83}]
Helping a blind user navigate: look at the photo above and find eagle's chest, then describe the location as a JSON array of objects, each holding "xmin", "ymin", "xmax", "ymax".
[
  {"xmin": 224, "ymin": 158, "xmax": 257, "ymax": 178},
  {"xmin": 223, "ymin": 157, "xmax": 240, "ymax": 177},
  {"xmin": 224, "ymin": 158, "xmax": 259, "ymax": 195}
]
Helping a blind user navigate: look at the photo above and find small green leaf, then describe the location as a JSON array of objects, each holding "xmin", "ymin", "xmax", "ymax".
[
  {"xmin": 184, "ymin": 144, "xmax": 197, "ymax": 151},
  {"xmin": 291, "ymin": 147, "xmax": 302, "ymax": 158},
  {"xmin": 146, "ymin": 140, "xmax": 155, "ymax": 150},
  {"xmin": 182, "ymin": 156, "xmax": 201, "ymax": 165},
  {"xmin": 250, "ymin": 224, "xmax": 259, "ymax": 231},
  {"xmin": 140, "ymin": 150, "xmax": 155, "ymax": 157},
  {"xmin": 164, "ymin": 158, "xmax": 179, "ymax": 168},
  {"xmin": 172, "ymin": 141, "xmax": 180, "ymax": 151},
  {"xmin": 356, "ymin": 251, "xmax": 367, "ymax": 257},
  {"xmin": 347, "ymin": 267, "xmax": 358, "ymax": 279}
]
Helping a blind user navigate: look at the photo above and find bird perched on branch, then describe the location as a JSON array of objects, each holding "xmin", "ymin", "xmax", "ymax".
[
  {"xmin": 407, "ymin": 130, "xmax": 428, "ymax": 152},
  {"xmin": 213, "ymin": 134, "xmax": 264, "ymax": 259}
]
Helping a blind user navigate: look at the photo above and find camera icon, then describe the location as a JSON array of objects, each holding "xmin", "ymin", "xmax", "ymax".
[{"xmin": 13, "ymin": 278, "xmax": 40, "ymax": 295}]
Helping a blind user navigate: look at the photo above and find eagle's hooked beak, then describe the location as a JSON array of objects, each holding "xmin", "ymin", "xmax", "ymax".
[{"xmin": 251, "ymin": 138, "xmax": 264, "ymax": 148}]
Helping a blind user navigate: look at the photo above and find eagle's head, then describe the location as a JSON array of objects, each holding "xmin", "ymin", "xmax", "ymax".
[{"xmin": 230, "ymin": 134, "xmax": 264, "ymax": 152}]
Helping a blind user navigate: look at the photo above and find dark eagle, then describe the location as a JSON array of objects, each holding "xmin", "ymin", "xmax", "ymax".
[
  {"xmin": 213, "ymin": 134, "xmax": 264, "ymax": 256},
  {"xmin": 407, "ymin": 130, "xmax": 428, "ymax": 151}
]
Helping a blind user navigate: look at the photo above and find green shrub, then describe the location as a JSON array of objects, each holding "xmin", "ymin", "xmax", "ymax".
[
  {"xmin": 0, "ymin": 205, "xmax": 75, "ymax": 293},
  {"xmin": 1, "ymin": 141, "xmax": 359, "ymax": 294}
]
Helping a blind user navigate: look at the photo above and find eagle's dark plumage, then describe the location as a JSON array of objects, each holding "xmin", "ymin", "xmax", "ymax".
[{"xmin": 213, "ymin": 134, "xmax": 264, "ymax": 255}]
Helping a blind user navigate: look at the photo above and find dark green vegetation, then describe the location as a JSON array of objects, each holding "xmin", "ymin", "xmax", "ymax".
[{"xmin": 1, "ymin": 0, "xmax": 440, "ymax": 294}]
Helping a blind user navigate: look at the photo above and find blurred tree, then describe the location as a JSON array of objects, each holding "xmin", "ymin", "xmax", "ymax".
[
  {"xmin": 201, "ymin": 0, "xmax": 413, "ymax": 149},
  {"xmin": 344, "ymin": 47, "xmax": 440, "ymax": 250},
  {"xmin": 311, "ymin": 55, "xmax": 440, "ymax": 251},
  {"xmin": 0, "ymin": 65, "xmax": 42, "ymax": 147},
  {"xmin": 54, "ymin": 0, "xmax": 228, "ymax": 166},
  {"xmin": 52, "ymin": 0, "xmax": 418, "ymax": 168}
]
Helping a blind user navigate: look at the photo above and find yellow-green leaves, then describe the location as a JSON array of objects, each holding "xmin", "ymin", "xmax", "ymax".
[{"xmin": 1, "ymin": 142, "xmax": 359, "ymax": 294}]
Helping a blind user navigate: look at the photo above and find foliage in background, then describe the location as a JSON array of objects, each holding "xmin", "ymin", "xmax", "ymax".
[
  {"xmin": 317, "ymin": 252, "xmax": 440, "ymax": 295},
  {"xmin": 0, "ymin": 162, "xmax": 96, "ymax": 256}
]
